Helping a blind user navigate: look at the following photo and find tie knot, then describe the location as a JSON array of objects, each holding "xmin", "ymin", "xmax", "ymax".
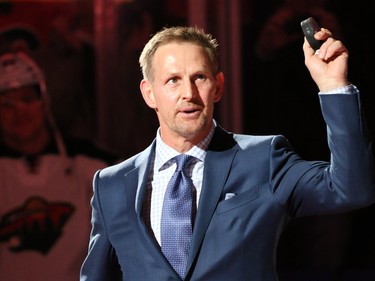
[{"xmin": 174, "ymin": 154, "xmax": 194, "ymax": 172}]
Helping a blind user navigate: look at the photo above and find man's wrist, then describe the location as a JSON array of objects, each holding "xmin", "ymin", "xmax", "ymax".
[
  {"xmin": 319, "ymin": 84, "xmax": 356, "ymax": 95},
  {"xmin": 317, "ymin": 79, "xmax": 350, "ymax": 92}
]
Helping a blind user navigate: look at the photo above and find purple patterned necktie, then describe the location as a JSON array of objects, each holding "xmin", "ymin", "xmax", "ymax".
[{"xmin": 161, "ymin": 154, "xmax": 195, "ymax": 279}]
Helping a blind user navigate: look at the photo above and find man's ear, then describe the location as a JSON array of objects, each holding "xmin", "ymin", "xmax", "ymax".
[
  {"xmin": 214, "ymin": 72, "xmax": 224, "ymax": 103},
  {"xmin": 140, "ymin": 79, "xmax": 156, "ymax": 109}
]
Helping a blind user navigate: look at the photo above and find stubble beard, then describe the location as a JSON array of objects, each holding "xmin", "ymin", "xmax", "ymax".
[{"xmin": 172, "ymin": 113, "xmax": 209, "ymax": 141}]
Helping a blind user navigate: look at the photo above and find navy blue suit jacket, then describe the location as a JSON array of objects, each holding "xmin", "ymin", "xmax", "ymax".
[{"xmin": 81, "ymin": 92, "xmax": 375, "ymax": 281}]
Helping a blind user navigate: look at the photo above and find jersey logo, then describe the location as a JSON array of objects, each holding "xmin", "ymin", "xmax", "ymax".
[{"xmin": 0, "ymin": 196, "xmax": 75, "ymax": 254}]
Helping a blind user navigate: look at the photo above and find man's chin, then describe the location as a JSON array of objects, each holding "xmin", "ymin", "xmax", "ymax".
[{"xmin": 175, "ymin": 121, "xmax": 210, "ymax": 140}]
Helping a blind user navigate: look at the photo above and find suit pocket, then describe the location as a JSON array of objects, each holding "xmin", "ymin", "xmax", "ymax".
[{"xmin": 216, "ymin": 185, "xmax": 259, "ymax": 214}]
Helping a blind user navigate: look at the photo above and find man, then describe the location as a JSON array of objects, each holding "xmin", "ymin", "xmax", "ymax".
[
  {"xmin": 80, "ymin": 26, "xmax": 375, "ymax": 280},
  {"xmin": 0, "ymin": 52, "xmax": 117, "ymax": 281}
]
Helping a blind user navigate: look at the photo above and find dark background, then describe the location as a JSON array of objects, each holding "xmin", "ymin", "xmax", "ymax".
[{"xmin": 1, "ymin": 0, "xmax": 375, "ymax": 280}]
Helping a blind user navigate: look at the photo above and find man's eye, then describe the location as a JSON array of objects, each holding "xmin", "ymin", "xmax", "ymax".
[
  {"xmin": 168, "ymin": 78, "xmax": 178, "ymax": 84},
  {"xmin": 196, "ymin": 74, "xmax": 206, "ymax": 81}
]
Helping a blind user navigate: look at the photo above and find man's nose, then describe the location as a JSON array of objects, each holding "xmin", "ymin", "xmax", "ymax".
[{"xmin": 181, "ymin": 80, "xmax": 197, "ymax": 100}]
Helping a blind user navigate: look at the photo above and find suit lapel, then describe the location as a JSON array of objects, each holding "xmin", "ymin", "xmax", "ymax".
[
  {"xmin": 187, "ymin": 127, "xmax": 238, "ymax": 271},
  {"xmin": 125, "ymin": 142, "xmax": 179, "ymax": 278}
]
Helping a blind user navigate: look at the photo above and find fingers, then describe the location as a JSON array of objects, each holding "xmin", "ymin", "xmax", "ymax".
[
  {"xmin": 308, "ymin": 28, "xmax": 348, "ymax": 61},
  {"xmin": 303, "ymin": 37, "xmax": 316, "ymax": 56},
  {"xmin": 317, "ymin": 38, "xmax": 348, "ymax": 61},
  {"xmin": 314, "ymin": 28, "xmax": 332, "ymax": 41},
  {"xmin": 302, "ymin": 28, "xmax": 332, "ymax": 57}
]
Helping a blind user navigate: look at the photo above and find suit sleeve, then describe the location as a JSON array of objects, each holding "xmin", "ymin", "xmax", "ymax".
[
  {"xmin": 272, "ymin": 87, "xmax": 375, "ymax": 217},
  {"xmin": 80, "ymin": 170, "xmax": 122, "ymax": 281}
]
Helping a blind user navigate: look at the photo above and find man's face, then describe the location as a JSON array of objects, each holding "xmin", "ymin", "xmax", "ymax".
[
  {"xmin": 140, "ymin": 42, "xmax": 224, "ymax": 147},
  {"xmin": 0, "ymin": 86, "xmax": 46, "ymax": 144}
]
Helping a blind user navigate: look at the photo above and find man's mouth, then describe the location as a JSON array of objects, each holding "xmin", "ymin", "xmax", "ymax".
[{"xmin": 179, "ymin": 107, "xmax": 200, "ymax": 117}]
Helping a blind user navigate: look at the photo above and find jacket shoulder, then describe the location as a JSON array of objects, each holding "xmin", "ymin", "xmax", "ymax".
[{"xmin": 97, "ymin": 141, "xmax": 154, "ymax": 179}]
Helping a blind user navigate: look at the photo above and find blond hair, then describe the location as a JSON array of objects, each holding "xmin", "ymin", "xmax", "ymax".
[{"xmin": 139, "ymin": 26, "xmax": 219, "ymax": 81}]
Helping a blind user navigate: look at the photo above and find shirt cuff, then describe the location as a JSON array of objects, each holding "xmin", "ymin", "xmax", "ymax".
[{"xmin": 318, "ymin": 84, "xmax": 358, "ymax": 95}]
